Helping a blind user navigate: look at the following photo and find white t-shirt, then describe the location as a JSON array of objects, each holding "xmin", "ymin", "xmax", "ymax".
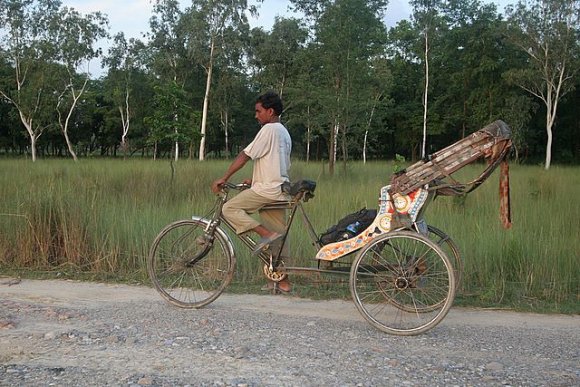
[{"xmin": 243, "ymin": 122, "xmax": 291, "ymax": 200}]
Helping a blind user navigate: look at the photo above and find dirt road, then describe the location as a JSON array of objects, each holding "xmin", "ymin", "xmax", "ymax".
[{"xmin": 1, "ymin": 279, "xmax": 578, "ymax": 386}]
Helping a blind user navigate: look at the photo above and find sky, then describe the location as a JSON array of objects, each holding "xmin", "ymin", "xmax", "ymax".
[
  {"xmin": 67, "ymin": 0, "xmax": 416, "ymax": 38},
  {"xmin": 65, "ymin": 0, "xmax": 511, "ymax": 77}
]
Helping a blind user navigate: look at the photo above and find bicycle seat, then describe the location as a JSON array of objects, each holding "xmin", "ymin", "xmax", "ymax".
[{"xmin": 282, "ymin": 179, "xmax": 316, "ymax": 200}]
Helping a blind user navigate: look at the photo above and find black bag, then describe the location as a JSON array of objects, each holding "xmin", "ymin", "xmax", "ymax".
[{"xmin": 319, "ymin": 208, "xmax": 377, "ymax": 245}]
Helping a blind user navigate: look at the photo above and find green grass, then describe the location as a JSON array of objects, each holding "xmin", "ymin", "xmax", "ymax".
[{"xmin": 0, "ymin": 158, "xmax": 578, "ymax": 313}]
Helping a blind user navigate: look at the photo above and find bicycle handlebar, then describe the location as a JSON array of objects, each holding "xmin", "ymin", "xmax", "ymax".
[{"xmin": 221, "ymin": 182, "xmax": 250, "ymax": 192}]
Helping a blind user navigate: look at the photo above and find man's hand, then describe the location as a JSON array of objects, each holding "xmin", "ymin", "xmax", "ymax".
[{"xmin": 211, "ymin": 178, "xmax": 227, "ymax": 194}]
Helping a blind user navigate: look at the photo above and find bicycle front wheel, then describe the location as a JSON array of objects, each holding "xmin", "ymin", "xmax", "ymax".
[
  {"xmin": 148, "ymin": 219, "xmax": 235, "ymax": 308},
  {"xmin": 350, "ymin": 231, "xmax": 455, "ymax": 336}
]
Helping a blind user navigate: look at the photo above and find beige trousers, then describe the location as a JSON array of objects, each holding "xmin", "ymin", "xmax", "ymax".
[{"xmin": 222, "ymin": 189, "xmax": 289, "ymax": 256}]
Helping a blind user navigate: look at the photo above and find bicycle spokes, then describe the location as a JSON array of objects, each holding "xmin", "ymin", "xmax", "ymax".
[
  {"xmin": 350, "ymin": 231, "xmax": 455, "ymax": 335},
  {"xmin": 148, "ymin": 220, "xmax": 235, "ymax": 309}
]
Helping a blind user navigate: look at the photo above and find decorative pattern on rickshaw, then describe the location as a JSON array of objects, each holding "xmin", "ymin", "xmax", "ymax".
[{"xmin": 315, "ymin": 185, "xmax": 429, "ymax": 261}]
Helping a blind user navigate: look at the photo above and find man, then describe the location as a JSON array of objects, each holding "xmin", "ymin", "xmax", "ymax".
[{"xmin": 211, "ymin": 91, "xmax": 292, "ymax": 293}]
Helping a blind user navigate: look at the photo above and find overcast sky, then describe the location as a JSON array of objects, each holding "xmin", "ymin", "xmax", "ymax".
[{"xmin": 64, "ymin": 0, "xmax": 510, "ymax": 77}]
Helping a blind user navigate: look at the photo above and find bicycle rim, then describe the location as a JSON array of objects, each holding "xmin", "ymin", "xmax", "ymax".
[
  {"xmin": 148, "ymin": 219, "xmax": 235, "ymax": 308},
  {"xmin": 350, "ymin": 231, "xmax": 455, "ymax": 336}
]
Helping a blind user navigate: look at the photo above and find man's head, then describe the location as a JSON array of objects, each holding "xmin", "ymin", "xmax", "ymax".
[{"xmin": 255, "ymin": 91, "xmax": 283, "ymax": 125}]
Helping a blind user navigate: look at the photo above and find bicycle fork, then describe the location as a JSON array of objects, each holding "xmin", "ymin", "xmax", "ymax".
[{"xmin": 186, "ymin": 212, "xmax": 222, "ymax": 267}]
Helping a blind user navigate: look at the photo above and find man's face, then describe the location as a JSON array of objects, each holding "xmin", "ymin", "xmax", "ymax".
[{"xmin": 255, "ymin": 102, "xmax": 275, "ymax": 125}]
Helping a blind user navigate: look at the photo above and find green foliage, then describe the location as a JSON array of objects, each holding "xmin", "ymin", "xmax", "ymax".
[
  {"xmin": 393, "ymin": 154, "xmax": 406, "ymax": 173},
  {"xmin": 292, "ymin": 0, "xmax": 391, "ymax": 173},
  {"xmin": 0, "ymin": 0, "xmax": 579, "ymax": 165},
  {"xmin": 144, "ymin": 81, "xmax": 200, "ymax": 154},
  {"xmin": 0, "ymin": 159, "xmax": 578, "ymax": 312},
  {"xmin": 249, "ymin": 17, "xmax": 308, "ymax": 94},
  {"xmin": 505, "ymin": 0, "xmax": 580, "ymax": 169},
  {"xmin": 0, "ymin": 0, "xmax": 109, "ymax": 161}
]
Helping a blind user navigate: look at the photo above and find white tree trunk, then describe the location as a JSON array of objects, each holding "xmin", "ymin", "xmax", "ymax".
[
  {"xmin": 174, "ymin": 128, "xmax": 179, "ymax": 162},
  {"xmin": 306, "ymin": 106, "xmax": 311, "ymax": 163},
  {"xmin": 328, "ymin": 120, "xmax": 339, "ymax": 175},
  {"xmin": 1, "ymin": 83, "xmax": 43, "ymax": 162},
  {"xmin": 363, "ymin": 130, "xmax": 368, "ymax": 164},
  {"xmin": 29, "ymin": 130, "xmax": 38, "ymax": 162},
  {"xmin": 422, "ymin": 30, "xmax": 429, "ymax": 160},
  {"xmin": 545, "ymin": 119, "xmax": 553, "ymax": 170},
  {"xmin": 363, "ymin": 92, "xmax": 381, "ymax": 165},
  {"xmin": 221, "ymin": 109, "xmax": 229, "ymax": 155},
  {"xmin": 57, "ymin": 73, "xmax": 89, "ymax": 162},
  {"xmin": 544, "ymin": 81, "xmax": 559, "ymax": 170},
  {"xmin": 543, "ymin": 55, "xmax": 564, "ymax": 170},
  {"xmin": 63, "ymin": 131, "xmax": 77, "ymax": 161},
  {"xmin": 199, "ymin": 37, "xmax": 215, "ymax": 161},
  {"xmin": 333, "ymin": 123, "xmax": 339, "ymax": 165},
  {"xmin": 120, "ymin": 82, "xmax": 131, "ymax": 156},
  {"xmin": 19, "ymin": 111, "xmax": 41, "ymax": 162}
]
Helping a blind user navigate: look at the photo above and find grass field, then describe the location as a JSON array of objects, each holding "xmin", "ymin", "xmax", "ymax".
[{"xmin": 0, "ymin": 158, "xmax": 578, "ymax": 313}]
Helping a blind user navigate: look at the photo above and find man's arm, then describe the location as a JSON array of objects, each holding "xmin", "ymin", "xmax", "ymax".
[{"xmin": 211, "ymin": 151, "xmax": 251, "ymax": 193}]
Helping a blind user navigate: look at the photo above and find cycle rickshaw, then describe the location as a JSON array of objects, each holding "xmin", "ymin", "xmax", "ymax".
[{"xmin": 148, "ymin": 120, "xmax": 512, "ymax": 336}]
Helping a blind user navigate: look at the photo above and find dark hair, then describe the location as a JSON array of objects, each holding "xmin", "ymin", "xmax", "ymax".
[{"xmin": 256, "ymin": 91, "xmax": 283, "ymax": 116}]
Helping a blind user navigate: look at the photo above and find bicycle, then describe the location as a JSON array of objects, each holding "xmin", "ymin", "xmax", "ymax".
[
  {"xmin": 148, "ymin": 180, "xmax": 458, "ymax": 336},
  {"xmin": 148, "ymin": 121, "xmax": 512, "ymax": 336}
]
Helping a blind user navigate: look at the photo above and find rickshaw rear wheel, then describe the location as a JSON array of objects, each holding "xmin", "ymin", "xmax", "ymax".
[{"xmin": 349, "ymin": 231, "xmax": 455, "ymax": 336}]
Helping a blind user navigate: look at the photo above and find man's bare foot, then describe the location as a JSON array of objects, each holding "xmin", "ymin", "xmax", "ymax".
[
  {"xmin": 277, "ymin": 277, "xmax": 292, "ymax": 293},
  {"xmin": 261, "ymin": 277, "xmax": 292, "ymax": 294}
]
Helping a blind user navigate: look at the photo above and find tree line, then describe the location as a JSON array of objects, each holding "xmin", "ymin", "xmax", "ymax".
[{"xmin": 0, "ymin": 0, "xmax": 578, "ymax": 171}]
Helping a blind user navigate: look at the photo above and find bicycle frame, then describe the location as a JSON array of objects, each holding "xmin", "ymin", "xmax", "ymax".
[
  {"xmin": 206, "ymin": 183, "xmax": 322, "ymax": 271},
  {"xmin": 149, "ymin": 180, "xmax": 459, "ymax": 335},
  {"xmin": 213, "ymin": 183, "xmax": 441, "ymax": 275}
]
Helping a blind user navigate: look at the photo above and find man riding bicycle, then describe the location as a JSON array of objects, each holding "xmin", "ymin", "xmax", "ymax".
[{"xmin": 211, "ymin": 91, "xmax": 292, "ymax": 293}]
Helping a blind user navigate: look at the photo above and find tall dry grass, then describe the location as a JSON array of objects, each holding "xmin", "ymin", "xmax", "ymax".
[{"xmin": 0, "ymin": 159, "xmax": 577, "ymax": 309}]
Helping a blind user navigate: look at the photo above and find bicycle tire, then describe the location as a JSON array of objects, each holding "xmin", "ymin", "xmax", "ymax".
[
  {"xmin": 349, "ymin": 231, "xmax": 455, "ymax": 336},
  {"xmin": 369, "ymin": 228, "xmax": 455, "ymax": 313},
  {"xmin": 427, "ymin": 225, "xmax": 463, "ymax": 290},
  {"xmin": 148, "ymin": 219, "xmax": 235, "ymax": 308}
]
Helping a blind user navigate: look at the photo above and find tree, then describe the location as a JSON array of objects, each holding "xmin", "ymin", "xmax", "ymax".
[
  {"xmin": 293, "ymin": 0, "xmax": 389, "ymax": 174},
  {"xmin": 103, "ymin": 33, "xmax": 146, "ymax": 157},
  {"xmin": 429, "ymin": 0, "xmax": 520, "ymax": 141},
  {"xmin": 249, "ymin": 18, "xmax": 308, "ymax": 97},
  {"xmin": 384, "ymin": 20, "xmax": 425, "ymax": 159},
  {"xmin": 144, "ymin": 81, "xmax": 197, "ymax": 161},
  {"xmin": 281, "ymin": 46, "xmax": 327, "ymax": 163},
  {"xmin": 148, "ymin": 0, "xmax": 190, "ymax": 162},
  {"xmin": 505, "ymin": 0, "xmax": 580, "ymax": 170},
  {"xmin": 385, "ymin": 1, "xmax": 537, "ymax": 161},
  {"xmin": 0, "ymin": 0, "xmax": 62, "ymax": 161},
  {"xmin": 53, "ymin": 6, "xmax": 108, "ymax": 161},
  {"xmin": 0, "ymin": 57, "xmax": 24, "ymax": 154},
  {"xmin": 362, "ymin": 58, "xmax": 392, "ymax": 163},
  {"xmin": 186, "ymin": 0, "xmax": 257, "ymax": 161},
  {"xmin": 210, "ymin": 66, "xmax": 246, "ymax": 157},
  {"xmin": 0, "ymin": 0, "xmax": 107, "ymax": 161},
  {"xmin": 410, "ymin": 0, "xmax": 447, "ymax": 159}
]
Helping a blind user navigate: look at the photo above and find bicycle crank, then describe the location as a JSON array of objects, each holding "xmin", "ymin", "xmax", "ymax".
[{"xmin": 263, "ymin": 264, "xmax": 287, "ymax": 282}]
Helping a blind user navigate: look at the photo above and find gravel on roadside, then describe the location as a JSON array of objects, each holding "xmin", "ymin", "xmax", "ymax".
[{"xmin": 0, "ymin": 280, "xmax": 578, "ymax": 386}]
